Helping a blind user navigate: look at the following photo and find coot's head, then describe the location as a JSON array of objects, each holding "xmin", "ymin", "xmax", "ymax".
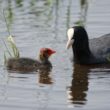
[
  {"xmin": 39, "ymin": 48, "xmax": 56, "ymax": 60},
  {"xmin": 66, "ymin": 26, "xmax": 92, "ymax": 64},
  {"xmin": 66, "ymin": 26, "xmax": 89, "ymax": 49}
]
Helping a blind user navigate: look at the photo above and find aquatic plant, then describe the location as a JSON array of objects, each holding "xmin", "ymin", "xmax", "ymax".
[
  {"xmin": 3, "ymin": 9, "xmax": 20, "ymax": 64},
  {"xmin": 3, "ymin": 35, "xmax": 20, "ymax": 64}
]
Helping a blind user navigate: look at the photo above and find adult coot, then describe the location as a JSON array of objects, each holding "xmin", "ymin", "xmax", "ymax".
[
  {"xmin": 66, "ymin": 26, "xmax": 110, "ymax": 65},
  {"xmin": 6, "ymin": 48, "xmax": 56, "ymax": 72}
]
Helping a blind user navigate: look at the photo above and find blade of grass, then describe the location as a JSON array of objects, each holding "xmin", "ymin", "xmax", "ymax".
[
  {"xmin": 3, "ymin": 9, "xmax": 11, "ymax": 36},
  {"xmin": 8, "ymin": 35, "xmax": 20, "ymax": 58},
  {"xmin": 3, "ymin": 9, "xmax": 20, "ymax": 59},
  {"xmin": 2, "ymin": 38, "xmax": 12, "ymax": 57}
]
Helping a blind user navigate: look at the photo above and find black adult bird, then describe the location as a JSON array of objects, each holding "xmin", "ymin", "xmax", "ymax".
[
  {"xmin": 6, "ymin": 48, "xmax": 56, "ymax": 73},
  {"xmin": 66, "ymin": 26, "xmax": 110, "ymax": 65}
]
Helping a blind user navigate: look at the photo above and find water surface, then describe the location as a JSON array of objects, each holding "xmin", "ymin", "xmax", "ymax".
[{"xmin": 0, "ymin": 0, "xmax": 110, "ymax": 110}]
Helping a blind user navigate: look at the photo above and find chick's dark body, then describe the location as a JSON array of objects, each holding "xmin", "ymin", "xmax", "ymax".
[
  {"xmin": 6, "ymin": 48, "xmax": 55, "ymax": 73},
  {"xmin": 7, "ymin": 58, "xmax": 40, "ymax": 72}
]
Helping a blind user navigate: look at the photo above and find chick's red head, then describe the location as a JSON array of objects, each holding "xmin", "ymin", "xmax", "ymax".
[{"xmin": 40, "ymin": 48, "xmax": 56, "ymax": 57}]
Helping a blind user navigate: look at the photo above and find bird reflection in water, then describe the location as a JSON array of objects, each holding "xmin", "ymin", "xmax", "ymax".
[
  {"xmin": 38, "ymin": 69, "xmax": 53, "ymax": 85},
  {"xmin": 36, "ymin": 69, "xmax": 53, "ymax": 109},
  {"xmin": 67, "ymin": 64, "xmax": 90, "ymax": 106}
]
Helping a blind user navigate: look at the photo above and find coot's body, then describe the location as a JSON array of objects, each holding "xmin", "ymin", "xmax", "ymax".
[
  {"xmin": 89, "ymin": 34, "xmax": 110, "ymax": 60},
  {"xmin": 66, "ymin": 26, "xmax": 110, "ymax": 65}
]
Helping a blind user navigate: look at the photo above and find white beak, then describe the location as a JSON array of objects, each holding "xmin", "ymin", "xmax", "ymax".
[
  {"xmin": 66, "ymin": 28, "xmax": 74, "ymax": 49},
  {"xmin": 66, "ymin": 39, "xmax": 74, "ymax": 49}
]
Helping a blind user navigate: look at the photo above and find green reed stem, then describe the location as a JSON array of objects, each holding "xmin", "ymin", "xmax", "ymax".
[{"xmin": 3, "ymin": 9, "xmax": 11, "ymax": 36}]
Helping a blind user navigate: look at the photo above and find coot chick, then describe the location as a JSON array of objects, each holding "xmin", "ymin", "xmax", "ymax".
[
  {"xmin": 6, "ymin": 48, "xmax": 56, "ymax": 72},
  {"xmin": 66, "ymin": 26, "xmax": 110, "ymax": 65}
]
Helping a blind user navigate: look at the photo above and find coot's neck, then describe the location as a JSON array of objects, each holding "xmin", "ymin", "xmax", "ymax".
[
  {"xmin": 72, "ymin": 45, "xmax": 94, "ymax": 64},
  {"xmin": 71, "ymin": 26, "xmax": 96, "ymax": 64}
]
